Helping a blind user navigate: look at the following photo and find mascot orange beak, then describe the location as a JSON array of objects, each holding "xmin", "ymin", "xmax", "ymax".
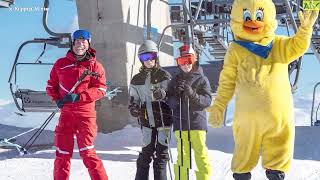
[{"xmin": 243, "ymin": 20, "xmax": 264, "ymax": 34}]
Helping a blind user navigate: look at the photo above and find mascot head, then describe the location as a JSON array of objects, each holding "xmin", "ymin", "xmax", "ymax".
[{"xmin": 230, "ymin": 0, "xmax": 278, "ymax": 44}]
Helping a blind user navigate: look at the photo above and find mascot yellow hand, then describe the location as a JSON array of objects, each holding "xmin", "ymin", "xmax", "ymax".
[
  {"xmin": 207, "ymin": 105, "xmax": 224, "ymax": 128},
  {"xmin": 298, "ymin": 10, "xmax": 319, "ymax": 29}
]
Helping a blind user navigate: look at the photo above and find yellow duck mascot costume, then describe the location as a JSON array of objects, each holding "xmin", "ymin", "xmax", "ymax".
[{"xmin": 207, "ymin": 0, "xmax": 319, "ymax": 179}]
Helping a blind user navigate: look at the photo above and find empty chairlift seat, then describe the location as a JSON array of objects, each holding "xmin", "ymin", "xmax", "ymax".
[{"xmin": 14, "ymin": 89, "xmax": 57, "ymax": 112}]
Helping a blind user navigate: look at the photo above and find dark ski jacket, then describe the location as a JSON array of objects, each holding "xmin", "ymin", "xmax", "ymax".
[
  {"xmin": 168, "ymin": 66, "xmax": 212, "ymax": 131},
  {"xmin": 129, "ymin": 66, "xmax": 172, "ymax": 128}
]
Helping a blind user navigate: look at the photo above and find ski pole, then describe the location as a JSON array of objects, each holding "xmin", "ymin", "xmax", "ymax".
[
  {"xmin": 178, "ymin": 95, "xmax": 183, "ymax": 180},
  {"xmin": 187, "ymin": 97, "xmax": 192, "ymax": 179},
  {"xmin": 7, "ymin": 126, "xmax": 40, "ymax": 142},
  {"xmin": 137, "ymin": 101, "xmax": 143, "ymax": 135},
  {"xmin": 22, "ymin": 111, "xmax": 57, "ymax": 153},
  {"xmin": 157, "ymin": 100, "xmax": 173, "ymax": 180}
]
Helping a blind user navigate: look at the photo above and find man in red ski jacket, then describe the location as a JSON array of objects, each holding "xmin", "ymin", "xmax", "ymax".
[{"xmin": 46, "ymin": 29, "xmax": 108, "ymax": 180}]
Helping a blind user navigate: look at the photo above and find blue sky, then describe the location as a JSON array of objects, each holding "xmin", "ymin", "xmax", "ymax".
[{"xmin": 1, "ymin": 0, "xmax": 320, "ymax": 103}]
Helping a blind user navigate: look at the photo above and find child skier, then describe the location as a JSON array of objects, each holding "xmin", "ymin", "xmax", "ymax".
[
  {"xmin": 129, "ymin": 40, "xmax": 173, "ymax": 180},
  {"xmin": 167, "ymin": 45, "xmax": 212, "ymax": 180}
]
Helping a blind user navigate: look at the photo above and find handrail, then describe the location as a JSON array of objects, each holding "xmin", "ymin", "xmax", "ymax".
[
  {"xmin": 42, "ymin": 0, "xmax": 71, "ymax": 38},
  {"xmin": 311, "ymin": 82, "xmax": 320, "ymax": 126}
]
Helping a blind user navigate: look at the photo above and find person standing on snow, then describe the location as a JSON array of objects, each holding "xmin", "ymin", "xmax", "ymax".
[
  {"xmin": 167, "ymin": 45, "xmax": 212, "ymax": 180},
  {"xmin": 129, "ymin": 40, "xmax": 172, "ymax": 180},
  {"xmin": 46, "ymin": 29, "xmax": 108, "ymax": 180}
]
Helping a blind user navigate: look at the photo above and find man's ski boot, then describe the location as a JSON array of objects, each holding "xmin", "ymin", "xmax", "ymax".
[
  {"xmin": 314, "ymin": 120, "xmax": 320, "ymax": 126},
  {"xmin": 233, "ymin": 172, "xmax": 251, "ymax": 180},
  {"xmin": 266, "ymin": 169, "xmax": 285, "ymax": 180}
]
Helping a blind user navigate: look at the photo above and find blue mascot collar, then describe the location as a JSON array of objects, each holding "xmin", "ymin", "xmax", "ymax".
[{"xmin": 234, "ymin": 40, "xmax": 273, "ymax": 59}]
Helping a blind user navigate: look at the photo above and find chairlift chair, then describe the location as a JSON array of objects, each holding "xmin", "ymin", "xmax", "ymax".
[
  {"xmin": 1, "ymin": 0, "xmax": 78, "ymax": 155},
  {"xmin": 7, "ymin": 0, "xmax": 72, "ymax": 114},
  {"xmin": 1, "ymin": 36, "xmax": 71, "ymax": 154},
  {"xmin": 4, "ymin": 0, "xmax": 72, "ymax": 151},
  {"xmin": 8, "ymin": 38, "xmax": 70, "ymax": 113}
]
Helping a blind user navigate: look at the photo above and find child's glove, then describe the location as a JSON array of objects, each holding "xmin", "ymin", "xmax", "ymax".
[
  {"xmin": 56, "ymin": 99, "xmax": 64, "ymax": 109},
  {"xmin": 176, "ymin": 79, "xmax": 186, "ymax": 96},
  {"xmin": 153, "ymin": 88, "xmax": 166, "ymax": 100},
  {"xmin": 128, "ymin": 103, "xmax": 141, "ymax": 117},
  {"xmin": 207, "ymin": 105, "xmax": 224, "ymax": 128},
  {"xmin": 183, "ymin": 83, "xmax": 196, "ymax": 98},
  {"xmin": 299, "ymin": 10, "xmax": 319, "ymax": 29},
  {"xmin": 63, "ymin": 93, "xmax": 80, "ymax": 103}
]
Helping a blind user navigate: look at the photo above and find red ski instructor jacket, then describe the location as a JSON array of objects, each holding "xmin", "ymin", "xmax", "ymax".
[{"xmin": 46, "ymin": 48, "xmax": 107, "ymax": 117}]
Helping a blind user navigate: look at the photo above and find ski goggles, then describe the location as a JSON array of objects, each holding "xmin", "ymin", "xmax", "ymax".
[
  {"xmin": 138, "ymin": 52, "xmax": 158, "ymax": 62},
  {"xmin": 176, "ymin": 54, "xmax": 195, "ymax": 65}
]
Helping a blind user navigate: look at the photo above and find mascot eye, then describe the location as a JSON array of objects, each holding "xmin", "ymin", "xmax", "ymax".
[
  {"xmin": 256, "ymin": 10, "xmax": 264, "ymax": 21},
  {"xmin": 243, "ymin": 9, "xmax": 252, "ymax": 21}
]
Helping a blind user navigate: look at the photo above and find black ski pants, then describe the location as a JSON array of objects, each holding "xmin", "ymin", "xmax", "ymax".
[{"xmin": 135, "ymin": 127, "xmax": 169, "ymax": 180}]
